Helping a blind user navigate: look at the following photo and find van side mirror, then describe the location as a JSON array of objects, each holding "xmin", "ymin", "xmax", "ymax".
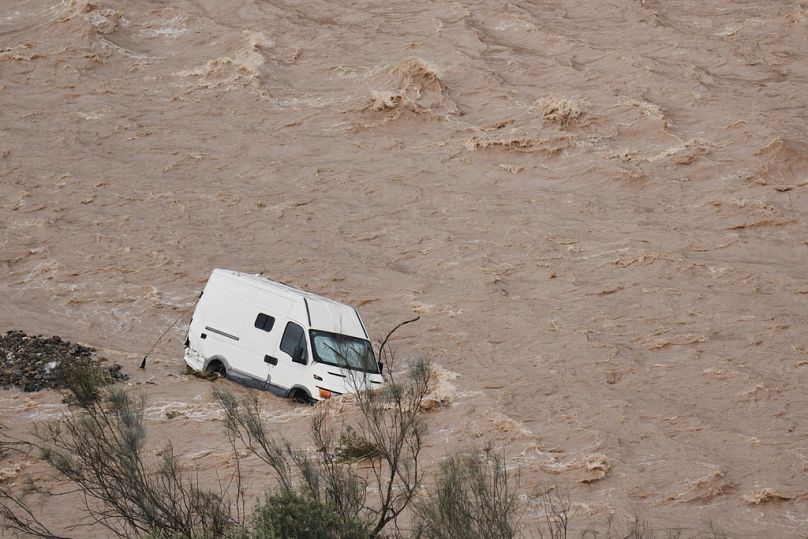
[
  {"xmin": 292, "ymin": 346, "xmax": 306, "ymax": 365},
  {"xmin": 378, "ymin": 362, "xmax": 384, "ymax": 374}
]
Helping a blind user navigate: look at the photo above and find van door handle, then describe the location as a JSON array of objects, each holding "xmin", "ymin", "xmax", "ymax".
[{"xmin": 264, "ymin": 355, "xmax": 278, "ymax": 365}]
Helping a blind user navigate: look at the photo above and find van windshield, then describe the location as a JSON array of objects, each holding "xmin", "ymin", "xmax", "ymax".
[{"xmin": 309, "ymin": 330, "xmax": 379, "ymax": 373}]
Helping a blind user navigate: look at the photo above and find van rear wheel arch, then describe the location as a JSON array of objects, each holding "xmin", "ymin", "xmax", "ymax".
[{"xmin": 204, "ymin": 358, "xmax": 227, "ymax": 378}]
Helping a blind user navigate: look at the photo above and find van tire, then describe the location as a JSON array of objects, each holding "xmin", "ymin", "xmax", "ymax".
[
  {"xmin": 289, "ymin": 388, "xmax": 313, "ymax": 404},
  {"xmin": 205, "ymin": 360, "xmax": 226, "ymax": 378}
]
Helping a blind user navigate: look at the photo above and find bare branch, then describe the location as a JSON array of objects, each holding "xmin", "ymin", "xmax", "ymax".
[{"xmin": 376, "ymin": 316, "xmax": 420, "ymax": 363}]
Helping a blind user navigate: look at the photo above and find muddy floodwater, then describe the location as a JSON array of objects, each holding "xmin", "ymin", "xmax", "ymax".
[{"xmin": 1, "ymin": 0, "xmax": 807, "ymax": 536}]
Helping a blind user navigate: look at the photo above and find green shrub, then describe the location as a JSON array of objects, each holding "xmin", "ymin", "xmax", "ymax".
[
  {"xmin": 414, "ymin": 450, "xmax": 518, "ymax": 539},
  {"xmin": 216, "ymin": 356, "xmax": 433, "ymax": 538},
  {"xmin": 250, "ymin": 489, "xmax": 366, "ymax": 539},
  {"xmin": 1, "ymin": 360, "xmax": 239, "ymax": 539}
]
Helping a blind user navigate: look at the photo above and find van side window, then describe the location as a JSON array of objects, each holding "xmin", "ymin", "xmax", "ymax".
[
  {"xmin": 254, "ymin": 313, "xmax": 275, "ymax": 332},
  {"xmin": 280, "ymin": 322, "xmax": 307, "ymax": 364}
]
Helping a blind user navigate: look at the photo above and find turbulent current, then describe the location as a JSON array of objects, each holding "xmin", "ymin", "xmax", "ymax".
[{"xmin": 1, "ymin": 0, "xmax": 807, "ymax": 536}]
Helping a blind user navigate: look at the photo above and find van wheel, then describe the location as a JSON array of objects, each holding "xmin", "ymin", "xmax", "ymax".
[
  {"xmin": 205, "ymin": 361, "xmax": 226, "ymax": 378},
  {"xmin": 289, "ymin": 388, "xmax": 313, "ymax": 405}
]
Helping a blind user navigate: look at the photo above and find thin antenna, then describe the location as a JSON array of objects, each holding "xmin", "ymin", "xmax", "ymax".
[{"xmin": 140, "ymin": 303, "xmax": 195, "ymax": 369}]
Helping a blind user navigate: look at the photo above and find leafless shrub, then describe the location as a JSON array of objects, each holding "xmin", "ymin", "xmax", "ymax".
[
  {"xmin": 533, "ymin": 489, "xmax": 571, "ymax": 539},
  {"xmin": 621, "ymin": 516, "xmax": 656, "ymax": 539},
  {"xmin": 705, "ymin": 522, "xmax": 728, "ymax": 539},
  {"xmin": 579, "ymin": 514, "xmax": 686, "ymax": 539}
]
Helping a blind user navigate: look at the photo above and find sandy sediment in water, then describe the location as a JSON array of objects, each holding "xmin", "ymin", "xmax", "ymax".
[{"xmin": 1, "ymin": 0, "xmax": 808, "ymax": 536}]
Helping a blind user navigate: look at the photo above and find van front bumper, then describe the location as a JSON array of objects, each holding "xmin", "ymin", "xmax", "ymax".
[{"xmin": 184, "ymin": 347, "xmax": 205, "ymax": 371}]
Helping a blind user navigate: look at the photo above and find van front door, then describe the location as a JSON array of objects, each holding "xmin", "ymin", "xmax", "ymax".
[
  {"xmin": 240, "ymin": 311, "xmax": 282, "ymax": 388},
  {"xmin": 273, "ymin": 320, "xmax": 310, "ymax": 394}
]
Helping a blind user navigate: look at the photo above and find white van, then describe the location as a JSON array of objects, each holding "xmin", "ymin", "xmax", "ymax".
[{"xmin": 184, "ymin": 269, "xmax": 383, "ymax": 401}]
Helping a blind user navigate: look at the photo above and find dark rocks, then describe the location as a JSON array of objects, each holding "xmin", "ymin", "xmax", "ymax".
[{"xmin": 0, "ymin": 330, "xmax": 128, "ymax": 392}]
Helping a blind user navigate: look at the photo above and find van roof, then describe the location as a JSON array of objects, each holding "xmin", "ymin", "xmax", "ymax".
[{"xmin": 210, "ymin": 269, "xmax": 369, "ymax": 340}]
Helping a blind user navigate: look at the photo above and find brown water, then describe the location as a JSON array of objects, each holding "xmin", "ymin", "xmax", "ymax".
[{"xmin": 1, "ymin": 0, "xmax": 808, "ymax": 536}]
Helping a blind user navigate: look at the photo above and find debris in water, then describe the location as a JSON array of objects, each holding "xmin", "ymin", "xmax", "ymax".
[
  {"xmin": 0, "ymin": 330, "xmax": 128, "ymax": 392},
  {"xmin": 741, "ymin": 488, "xmax": 793, "ymax": 504},
  {"xmin": 534, "ymin": 95, "xmax": 582, "ymax": 125}
]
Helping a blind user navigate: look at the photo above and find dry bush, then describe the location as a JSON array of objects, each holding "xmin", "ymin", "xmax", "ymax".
[
  {"xmin": 335, "ymin": 425, "xmax": 381, "ymax": 463},
  {"xmin": 536, "ymin": 490, "xmax": 571, "ymax": 539}
]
